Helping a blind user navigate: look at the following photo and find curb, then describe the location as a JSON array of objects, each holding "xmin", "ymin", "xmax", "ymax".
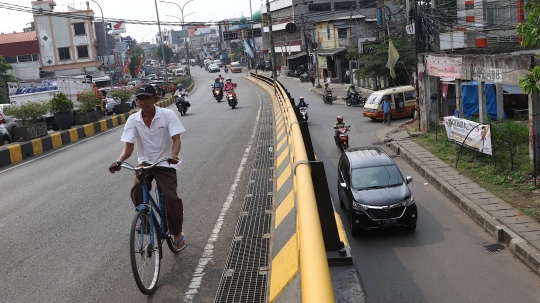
[
  {"xmin": 0, "ymin": 78, "xmax": 197, "ymax": 169},
  {"xmin": 386, "ymin": 140, "xmax": 540, "ymax": 277}
]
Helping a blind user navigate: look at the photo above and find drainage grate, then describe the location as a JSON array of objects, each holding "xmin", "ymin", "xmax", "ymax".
[
  {"xmin": 215, "ymin": 88, "xmax": 273, "ymax": 303},
  {"xmin": 482, "ymin": 243, "xmax": 505, "ymax": 253}
]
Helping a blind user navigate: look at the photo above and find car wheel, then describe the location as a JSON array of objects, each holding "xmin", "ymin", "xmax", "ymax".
[
  {"xmin": 339, "ymin": 197, "xmax": 345, "ymax": 209},
  {"xmin": 349, "ymin": 212, "xmax": 360, "ymax": 237},
  {"xmin": 370, "ymin": 117, "xmax": 376, "ymax": 120},
  {"xmin": 1, "ymin": 135, "xmax": 11, "ymax": 146},
  {"xmin": 405, "ymin": 224, "xmax": 416, "ymax": 232}
]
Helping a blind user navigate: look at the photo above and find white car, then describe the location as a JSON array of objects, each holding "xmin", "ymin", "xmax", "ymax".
[{"xmin": 208, "ymin": 64, "xmax": 220, "ymax": 73}]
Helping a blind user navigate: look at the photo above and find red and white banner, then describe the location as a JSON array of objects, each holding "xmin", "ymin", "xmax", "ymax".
[
  {"xmin": 111, "ymin": 21, "xmax": 126, "ymax": 34},
  {"xmin": 425, "ymin": 55, "xmax": 463, "ymax": 79},
  {"xmin": 120, "ymin": 59, "xmax": 131, "ymax": 76},
  {"xmin": 134, "ymin": 55, "xmax": 144, "ymax": 75}
]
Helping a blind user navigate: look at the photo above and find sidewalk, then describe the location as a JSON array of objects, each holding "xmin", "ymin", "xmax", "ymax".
[
  {"xmin": 249, "ymin": 70, "xmax": 374, "ymax": 104},
  {"xmin": 260, "ymin": 69, "xmax": 540, "ymax": 277}
]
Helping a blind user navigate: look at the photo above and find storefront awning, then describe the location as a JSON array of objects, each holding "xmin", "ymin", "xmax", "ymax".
[
  {"xmin": 502, "ymin": 84, "xmax": 526, "ymax": 94},
  {"xmin": 286, "ymin": 52, "xmax": 306, "ymax": 60},
  {"xmin": 317, "ymin": 48, "xmax": 347, "ymax": 56}
]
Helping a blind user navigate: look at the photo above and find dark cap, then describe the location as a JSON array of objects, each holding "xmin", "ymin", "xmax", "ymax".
[{"xmin": 135, "ymin": 84, "xmax": 157, "ymax": 97}]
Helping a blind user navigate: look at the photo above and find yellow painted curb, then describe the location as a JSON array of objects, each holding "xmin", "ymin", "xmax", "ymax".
[
  {"xmin": 269, "ymin": 235, "xmax": 299, "ymax": 303},
  {"xmin": 7, "ymin": 144, "xmax": 22, "ymax": 164},
  {"xmin": 275, "ymin": 190, "xmax": 295, "ymax": 228}
]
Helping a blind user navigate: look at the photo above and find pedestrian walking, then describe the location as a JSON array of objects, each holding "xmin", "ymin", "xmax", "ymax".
[
  {"xmin": 310, "ymin": 70, "xmax": 316, "ymax": 87},
  {"xmin": 382, "ymin": 96, "xmax": 392, "ymax": 126},
  {"xmin": 344, "ymin": 69, "xmax": 350, "ymax": 84}
]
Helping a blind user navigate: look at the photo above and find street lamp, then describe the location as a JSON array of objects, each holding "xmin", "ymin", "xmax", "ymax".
[
  {"xmin": 160, "ymin": 0, "xmax": 195, "ymax": 31},
  {"xmin": 90, "ymin": 0, "xmax": 113, "ymax": 87}
]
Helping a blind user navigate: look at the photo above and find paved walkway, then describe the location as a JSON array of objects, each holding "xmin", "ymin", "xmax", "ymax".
[{"xmin": 259, "ymin": 70, "xmax": 540, "ymax": 277}]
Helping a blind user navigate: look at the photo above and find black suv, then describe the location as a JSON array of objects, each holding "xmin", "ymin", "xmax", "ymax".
[{"xmin": 337, "ymin": 146, "xmax": 417, "ymax": 235}]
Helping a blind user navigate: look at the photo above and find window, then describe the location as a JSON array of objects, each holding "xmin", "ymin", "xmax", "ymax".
[
  {"xmin": 58, "ymin": 47, "xmax": 71, "ymax": 60},
  {"xmin": 309, "ymin": 3, "xmax": 331, "ymax": 12},
  {"xmin": 404, "ymin": 91, "xmax": 416, "ymax": 100},
  {"xmin": 351, "ymin": 165, "xmax": 402, "ymax": 189},
  {"xmin": 359, "ymin": 0, "xmax": 377, "ymax": 9},
  {"xmin": 485, "ymin": 4, "xmax": 513, "ymax": 27},
  {"xmin": 77, "ymin": 45, "xmax": 89, "ymax": 58},
  {"xmin": 17, "ymin": 55, "xmax": 33, "ymax": 62},
  {"xmin": 4, "ymin": 56, "xmax": 17, "ymax": 63},
  {"xmin": 73, "ymin": 23, "xmax": 86, "ymax": 35},
  {"xmin": 32, "ymin": 54, "xmax": 39, "ymax": 61},
  {"xmin": 338, "ymin": 28, "xmax": 348, "ymax": 39},
  {"xmin": 334, "ymin": 1, "xmax": 357, "ymax": 11}
]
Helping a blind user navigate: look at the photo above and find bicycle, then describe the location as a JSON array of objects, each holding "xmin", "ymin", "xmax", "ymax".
[{"xmin": 112, "ymin": 158, "xmax": 184, "ymax": 295}]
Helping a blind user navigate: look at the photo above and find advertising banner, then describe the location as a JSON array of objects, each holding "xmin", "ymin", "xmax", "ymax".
[
  {"xmin": 243, "ymin": 38, "xmax": 254, "ymax": 59},
  {"xmin": 111, "ymin": 21, "xmax": 126, "ymax": 34},
  {"xmin": 425, "ymin": 55, "xmax": 463, "ymax": 79},
  {"xmin": 135, "ymin": 55, "xmax": 144, "ymax": 75},
  {"xmin": 120, "ymin": 59, "xmax": 131, "ymax": 76},
  {"xmin": 443, "ymin": 116, "xmax": 492, "ymax": 155}
]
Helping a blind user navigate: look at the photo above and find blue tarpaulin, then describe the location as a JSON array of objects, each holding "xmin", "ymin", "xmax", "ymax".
[{"xmin": 453, "ymin": 81, "xmax": 506, "ymax": 120}]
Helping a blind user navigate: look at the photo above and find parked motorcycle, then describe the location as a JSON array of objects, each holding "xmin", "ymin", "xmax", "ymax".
[
  {"xmin": 175, "ymin": 94, "xmax": 190, "ymax": 116},
  {"xmin": 323, "ymin": 89, "xmax": 333, "ymax": 104},
  {"xmin": 226, "ymin": 90, "xmax": 237, "ymax": 109},
  {"xmin": 346, "ymin": 92, "xmax": 365, "ymax": 107},
  {"xmin": 212, "ymin": 85, "xmax": 223, "ymax": 101},
  {"xmin": 335, "ymin": 126, "xmax": 350, "ymax": 151},
  {"xmin": 299, "ymin": 73, "xmax": 310, "ymax": 82},
  {"xmin": 299, "ymin": 104, "xmax": 308, "ymax": 121}
]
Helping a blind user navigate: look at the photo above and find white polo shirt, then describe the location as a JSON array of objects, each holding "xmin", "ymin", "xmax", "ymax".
[{"xmin": 121, "ymin": 106, "xmax": 185, "ymax": 170}]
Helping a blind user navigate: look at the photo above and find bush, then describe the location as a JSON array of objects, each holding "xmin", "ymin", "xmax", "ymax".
[
  {"xmin": 109, "ymin": 87, "xmax": 134, "ymax": 103},
  {"xmin": 48, "ymin": 92, "xmax": 74, "ymax": 113},
  {"xmin": 76, "ymin": 90, "xmax": 102, "ymax": 113},
  {"xmin": 4, "ymin": 101, "xmax": 49, "ymax": 125},
  {"xmin": 171, "ymin": 76, "xmax": 192, "ymax": 88}
]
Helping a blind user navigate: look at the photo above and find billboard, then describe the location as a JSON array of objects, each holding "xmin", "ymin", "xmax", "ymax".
[
  {"xmin": 443, "ymin": 116, "xmax": 492, "ymax": 155},
  {"xmin": 111, "ymin": 21, "xmax": 126, "ymax": 34}
]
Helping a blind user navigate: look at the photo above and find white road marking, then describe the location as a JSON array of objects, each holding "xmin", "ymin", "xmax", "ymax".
[{"xmin": 183, "ymin": 85, "xmax": 263, "ymax": 302}]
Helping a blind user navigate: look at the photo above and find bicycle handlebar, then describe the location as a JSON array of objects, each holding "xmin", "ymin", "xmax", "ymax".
[{"xmin": 116, "ymin": 158, "xmax": 176, "ymax": 172}]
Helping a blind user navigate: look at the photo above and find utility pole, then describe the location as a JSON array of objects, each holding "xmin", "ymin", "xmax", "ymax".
[
  {"xmin": 266, "ymin": 0, "xmax": 277, "ymax": 80},
  {"xmin": 301, "ymin": 14, "xmax": 311, "ymax": 71},
  {"xmin": 311, "ymin": 23, "xmax": 322, "ymax": 88},
  {"xmin": 154, "ymin": 0, "xmax": 168, "ymax": 92}
]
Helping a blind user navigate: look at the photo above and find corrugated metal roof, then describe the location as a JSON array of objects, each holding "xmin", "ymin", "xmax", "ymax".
[{"xmin": 0, "ymin": 31, "xmax": 37, "ymax": 44}]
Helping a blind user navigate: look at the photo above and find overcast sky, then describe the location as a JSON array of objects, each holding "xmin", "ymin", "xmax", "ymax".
[{"xmin": 0, "ymin": 0, "xmax": 263, "ymax": 43}]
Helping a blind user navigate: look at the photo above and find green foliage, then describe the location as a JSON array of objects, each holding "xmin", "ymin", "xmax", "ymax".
[
  {"xmin": 0, "ymin": 55, "xmax": 13, "ymax": 74},
  {"xmin": 346, "ymin": 46, "xmax": 359, "ymax": 61},
  {"xmin": 0, "ymin": 55, "xmax": 16, "ymax": 103},
  {"xmin": 516, "ymin": 0, "xmax": 540, "ymax": 93},
  {"xmin": 171, "ymin": 76, "xmax": 192, "ymax": 88},
  {"xmin": 4, "ymin": 101, "xmax": 49, "ymax": 125},
  {"xmin": 129, "ymin": 45, "xmax": 145, "ymax": 77},
  {"xmin": 146, "ymin": 59, "xmax": 152, "ymax": 65},
  {"xmin": 155, "ymin": 46, "xmax": 174, "ymax": 63},
  {"xmin": 48, "ymin": 92, "xmax": 74, "ymax": 113},
  {"xmin": 354, "ymin": 37, "xmax": 415, "ymax": 80},
  {"xmin": 109, "ymin": 87, "xmax": 134, "ymax": 103},
  {"xmin": 76, "ymin": 90, "xmax": 102, "ymax": 113}
]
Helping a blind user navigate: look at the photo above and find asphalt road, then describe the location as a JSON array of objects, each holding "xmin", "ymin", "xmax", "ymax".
[
  {"xmin": 276, "ymin": 77, "xmax": 540, "ymax": 303},
  {"xmin": 0, "ymin": 67, "xmax": 261, "ymax": 302}
]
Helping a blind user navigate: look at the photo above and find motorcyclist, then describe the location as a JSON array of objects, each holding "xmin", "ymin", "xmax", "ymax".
[
  {"xmin": 223, "ymin": 77, "xmax": 238, "ymax": 103},
  {"xmin": 333, "ymin": 115, "xmax": 349, "ymax": 143},
  {"xmin": 212, "ymin": 77, "xmax": 223, "ymax": 89},
  {"xmin": 298, "ymin": 97, "xmax": 308, "ymax": 119},
  {"xmin": 218, "ymin": 74, "xmax": 224, "ymax": 82},
  {"xmin": 174, "ymin": 84, "xmax": 189, "ymax": 97},
  {"xmin": 346, "ymin": 84, "xmax": 358, "ymax": 101}
]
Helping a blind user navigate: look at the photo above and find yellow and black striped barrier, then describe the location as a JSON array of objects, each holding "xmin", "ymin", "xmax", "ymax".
[{"xmin": 246, "ymin": 73, "xmax": 349, "ymax": 303}]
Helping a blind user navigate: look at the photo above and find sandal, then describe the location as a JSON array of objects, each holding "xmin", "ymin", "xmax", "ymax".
[{"xmin": 173, "ymin": 232, "xmax": 187, "ymax": 251}]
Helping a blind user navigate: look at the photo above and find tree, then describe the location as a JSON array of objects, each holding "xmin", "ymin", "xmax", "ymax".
[
  {"xmin": 354, "ymin": 37, "xmax": 415, "ymax": 82},
  {"xmin": 517, "ymin": 0, "xmax": 540, "ymax": 93},
  {"xmin": 0, "ymin": 55, "xmax": 15, "ymax": 104},
  {"xmin": 155, "ymin": 46, "xmax": 174, "ymax": 64}
]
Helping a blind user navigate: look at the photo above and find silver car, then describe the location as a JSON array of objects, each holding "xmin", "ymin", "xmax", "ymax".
[
  {"xmin": 0, "ymin": 104, "xmax": 17, "ymax": 138},
  {"xmin": 0, "ymin": 126, "xmax": 12, "ymax": 146},
  {"xmin": 105, "ymin": 97, "xmax": 122, "ymax": 115},
  {"xmin": 208, "ymin": 64, "xmax": 220, "ymax": 73}
]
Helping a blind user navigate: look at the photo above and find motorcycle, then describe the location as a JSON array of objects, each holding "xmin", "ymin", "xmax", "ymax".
[
  {"xmin": 346, "ymin": 92, "xmax": 365, "ymax": 107},
  {"xmin": 335, "ymin": 126, "xmax": 350, "ymax": 151},
  {"xmin": 212, "ymin": 86, "xmax": 223, "ymax": 102},
  {"xmin": 299, "ymin": 104, "xmax": 308, "ymax": 121},
  {"xmin": 226, "ymin": 90, "xmax": 237, "ymax": 109},
  {"xmin": 175, "ymin": 94, "xmax": 190, "ymax": 116},
  {"xmin": 322, "ymin": 89, "xmax": 333, "ymax": 104},
  {"xmin": 224, "ymin": 68, "xmax": 229, "ymax": 73},
  {"xmin": 299, "ymin": 73, "xmax": 310, "ymax": 82}
]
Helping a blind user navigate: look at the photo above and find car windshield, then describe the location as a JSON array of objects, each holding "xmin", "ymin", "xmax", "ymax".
[
  {"xmin": 366, "ymin": 94, "xmax": 382, "ymax": 105},
  {"xmin": 231, "ymin": 63, "xmax": 240, "ymax": 67},
  {"xmin": 351, "ymin": 165, "xmax": 403, "ymax": 189}
]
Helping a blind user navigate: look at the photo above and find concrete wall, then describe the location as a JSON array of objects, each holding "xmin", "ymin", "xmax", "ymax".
[
  {"xmin": 11, "ymin": 61, "xmax": 40, "ymax": 80},
  {"xmin": 462, "ymin": 53, "xmax": 532, "ymax": 85}
]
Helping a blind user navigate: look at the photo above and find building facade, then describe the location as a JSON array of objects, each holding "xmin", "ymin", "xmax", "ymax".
[{"xmin": 0, "ymin": 31, "xmax": 41, "ymax": 80}]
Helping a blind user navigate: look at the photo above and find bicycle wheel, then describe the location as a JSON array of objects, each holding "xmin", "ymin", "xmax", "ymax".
[{"xmin": 130, "ymin": 210, "xmax": 161, "ymax": 295}]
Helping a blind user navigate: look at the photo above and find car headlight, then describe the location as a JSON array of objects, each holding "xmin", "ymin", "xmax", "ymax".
[
  {"xmin": 352, "ymin": 201, "xmax": 369, "ymax": 211},
  {"xmin": 402, "ymin": 196, "xmax": 415, "ymax": 207}
]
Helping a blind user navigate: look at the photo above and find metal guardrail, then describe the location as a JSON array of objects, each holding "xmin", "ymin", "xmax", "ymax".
[{"xmin": 250, "ymin": 73, "xmax": 336, "ymax": 303}]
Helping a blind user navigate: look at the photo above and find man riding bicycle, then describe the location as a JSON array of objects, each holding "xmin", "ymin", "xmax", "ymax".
[{"xmin": 109, "ymin": 83, "xmax": 186, "ymax": 251}]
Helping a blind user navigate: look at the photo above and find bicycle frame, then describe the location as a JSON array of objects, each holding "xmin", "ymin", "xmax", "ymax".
[{"xmin": 136, "ymin": 177, "xmax": 170, "ymax": 243}]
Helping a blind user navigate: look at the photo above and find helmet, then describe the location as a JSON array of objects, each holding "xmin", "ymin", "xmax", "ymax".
[
  {"xmin": 337, "ymin": 115, "xmax": 343, "ymax": 123},
  {"xmin": 177, "ymin": 84, "xmax": 183, "ymax": 90},
  {"xmin": 219, "ymin": 74, "xmax": 222, "ymax": 77},
  {"xmin": 215, "ymin": 77, "xmax": 220, "ymax": 82},
  {"xmin": 348, "ymin": 84, "xmax": 355, "ymax": 88},
  {"xmin": 226, "ymin": 77, "xmax": 232, "ymax": 82},
  {"xmin": 299, "ymin": 96, "xmax": 304, "ymax": 101}
]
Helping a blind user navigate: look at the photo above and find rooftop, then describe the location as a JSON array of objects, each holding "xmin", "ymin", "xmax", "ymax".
[{"xmin": 0, "ymin": 31, "xmax": 37, "ymax": 44}]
